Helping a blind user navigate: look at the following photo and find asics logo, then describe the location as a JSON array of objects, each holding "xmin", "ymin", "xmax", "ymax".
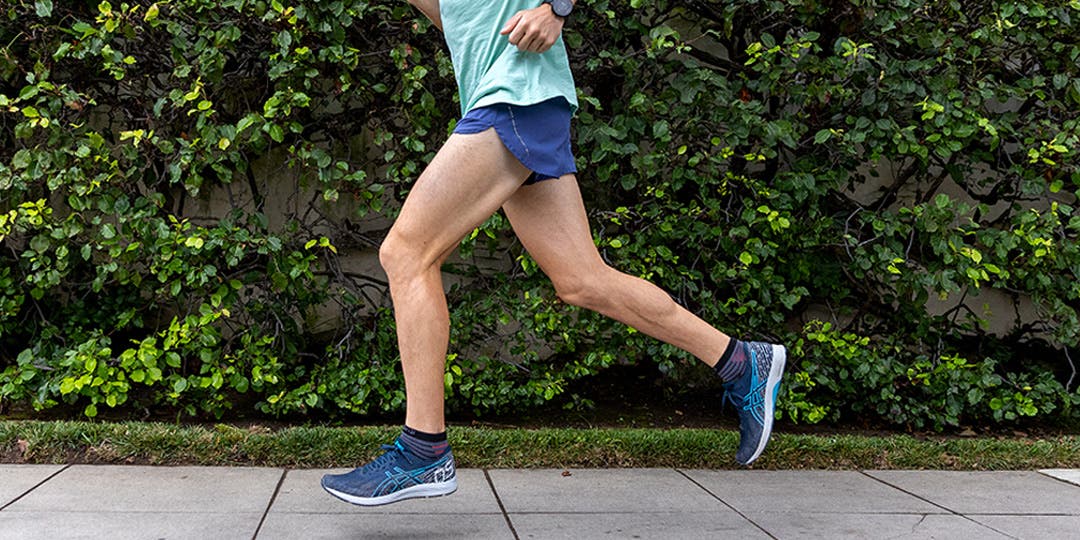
[{"xmin": 431, "ymin": 458, "xmax": 455, "ymax": 483}]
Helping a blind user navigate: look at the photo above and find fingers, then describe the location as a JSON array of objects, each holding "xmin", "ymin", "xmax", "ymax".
[
  {"xmin": 515, "ymin": 28, "xmax": 542, "ymax": 53},
  {"xmin": 502, "ymin": 8, "xmax": 562, "ymax": 53},
  {"xmin": 499, "ymin": 12, "xmax": 521, "ymax": 35}
]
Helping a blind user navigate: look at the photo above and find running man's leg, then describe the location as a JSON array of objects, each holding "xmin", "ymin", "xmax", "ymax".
[
  {"xmin": 502, "ymin": 174, "xmax": 786, "ymax": 465},
  {"xmin": 323, "ymin": 128, "xmax": 531, "ymax": 506},
  {"xmin": 379, "ymin": 128, "xmax": 532, "ymax": 434},
  {"xmin": 501, "ymin": 174, "xmax": 731, "ymax": 366}
]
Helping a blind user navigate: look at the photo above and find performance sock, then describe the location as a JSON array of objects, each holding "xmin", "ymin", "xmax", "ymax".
[
  {"xmin": 399, "ymin": 425, "xmax": 449, "ymax": 460},
  {"xmin": 714, "ymin": 339, "xmax": 748, "ymax": 383}
]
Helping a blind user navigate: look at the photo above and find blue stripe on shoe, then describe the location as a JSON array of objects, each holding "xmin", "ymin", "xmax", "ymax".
[
  {"xmin": 373, "ymin": 454, "xmax": 452, "ymax": 497},
  {"xmin": 742, "ymin": 348, "xmax": 768, "ymax": 426}
]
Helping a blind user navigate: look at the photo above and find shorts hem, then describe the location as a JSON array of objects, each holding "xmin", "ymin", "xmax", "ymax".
[{"xmin": 452, "ymin": 99, "xmax": 575, "ymax": 185}]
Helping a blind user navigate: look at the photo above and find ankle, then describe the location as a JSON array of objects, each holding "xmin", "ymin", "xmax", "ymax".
[
  {"xmin": 399, "ymin": 425, "xmax": 450, "ymax": 460},
  {"xmin": 714, "ymin": 339, "xmax": 748, "ymax": 382}
]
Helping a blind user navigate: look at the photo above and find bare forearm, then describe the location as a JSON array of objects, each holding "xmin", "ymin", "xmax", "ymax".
[{"xmin": 407, "ymin": 0, "xmax": 442, "ymax": 31}]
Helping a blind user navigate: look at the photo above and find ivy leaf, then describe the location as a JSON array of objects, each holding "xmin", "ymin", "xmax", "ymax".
[{"xmin": 35, "ymin": 0, "xmax": 53, "ymax": 17}]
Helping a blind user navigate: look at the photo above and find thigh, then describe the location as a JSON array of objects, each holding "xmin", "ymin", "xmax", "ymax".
[
  {"xmin": 390, "ymin": 128, "xmax": 531, "ymax": 264},
  {"xmin": 500, "ymin": 175, "xmax": 607, "ymax": 279}
]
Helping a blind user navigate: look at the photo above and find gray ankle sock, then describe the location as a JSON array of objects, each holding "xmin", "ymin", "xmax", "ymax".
[
  {"xmin": 715, "ymin": 339, "xmax": 748, "ymax": 382},
  {"xmin": 399, "ymin": 426, "xmax": 449, "ymax": 460}
]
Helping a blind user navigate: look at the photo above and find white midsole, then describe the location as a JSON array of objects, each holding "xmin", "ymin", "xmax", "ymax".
[
  {"xmin": 323, "ymin": 478, "xmax": 458, "ymax": 507},
  {"xmin": 747, "ymin": 344, "xmax": 787, "ymax": 464}
]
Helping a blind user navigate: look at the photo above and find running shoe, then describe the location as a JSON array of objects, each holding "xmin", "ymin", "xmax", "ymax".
[
  {"xmin": 321, "ymin": 438, "xmax": 457, "ymax": 506},
  {"xmin": 722, "ymin": 341, "xmax": 786, "ymax": 465}
]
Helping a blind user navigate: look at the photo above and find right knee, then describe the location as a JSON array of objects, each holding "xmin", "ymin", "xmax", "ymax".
[{"xmin": 379, "ymin": 232, "xmax": 423, "ymax": 283}]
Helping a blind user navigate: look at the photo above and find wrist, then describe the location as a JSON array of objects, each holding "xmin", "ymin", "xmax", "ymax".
[{"xmin": 543, "ymin": 0, "xmax": 573, "ymax": 19}]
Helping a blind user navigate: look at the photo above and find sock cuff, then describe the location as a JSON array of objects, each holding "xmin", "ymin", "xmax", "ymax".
[
  {"xmin": 402, "ymin": 425, "xmax": 447, "ymax": 442},
  {"xmin": 714, "ymin": 339, "xmax": 740, "ymax": 372}
]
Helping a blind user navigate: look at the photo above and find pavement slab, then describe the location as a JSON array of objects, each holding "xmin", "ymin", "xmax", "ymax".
[
  {"xmin": 682, "ymin": 470, "xmax": 943, "ymax": 514},
  {"xmin": 745, "ymin": 512, "xmax": 1009, "ymax": 540},
  {"xmin": 3, "ymin": 465, "xmax": 283, "ymax": 513},
  {"xmin": 971, "ymin": 515, "xmax": 1080, "ymax": 540},
  {"xmin": 1041, "ymin": 469, "xmax": 1080, "ymax": 488},
  {"xmin": 487, "ymin": 469, "xmax": 724, "ymax": 514},
  {"xmin": 2, "ymin": 466, "xmax": 1079, "ymax": 539},
  {"xmin": 866, "ymin": 470, "xmax": 1080, "ymax": 515},
  {"xmin": 256, "ymin": 512, "xmax": 513, "ymax": 540},
  {"xmin": 0, "ymin": 510, "xmax": 263, "ymax": 540},
  {"xmin": 272, "ymin": 468, "xmax": 501, "ymax": 514},
  {"xmin": 510, "ymin": 511, "xmax": 770, "ymax": 540},
  {"xmin": 0, "ymin": 464, "xmax": 64, "ymax": 508}
]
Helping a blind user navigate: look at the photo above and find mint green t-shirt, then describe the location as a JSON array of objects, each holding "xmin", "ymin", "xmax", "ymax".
[{"xmin": 440, "ymin": 0, "xmax": 578, "ymax": 116}]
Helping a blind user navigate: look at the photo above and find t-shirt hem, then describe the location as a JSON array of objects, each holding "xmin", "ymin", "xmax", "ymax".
[{"xmin": 467, "ymin": 93, "xmax": 579, "ymax": 116}]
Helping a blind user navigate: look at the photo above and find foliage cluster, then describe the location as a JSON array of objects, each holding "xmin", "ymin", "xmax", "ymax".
[{"xmin": 1, "ymin": 0, "xmax": 1078, "ymax": 429}]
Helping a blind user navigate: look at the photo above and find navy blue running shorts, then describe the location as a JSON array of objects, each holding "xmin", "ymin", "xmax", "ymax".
[{"xmin": 453, "ymin": 97, "xmax": 577, "ymax": 185}]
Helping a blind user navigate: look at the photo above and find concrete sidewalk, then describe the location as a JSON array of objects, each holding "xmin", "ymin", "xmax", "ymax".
[{"xmin": 1, "ymin": 465, "xmax": 1078, "ymax": 539}]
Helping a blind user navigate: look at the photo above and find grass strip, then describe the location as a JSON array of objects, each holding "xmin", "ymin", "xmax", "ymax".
[{"xmin": 2, "ymin": 420, "xmax": 1078, "ymax": 470}]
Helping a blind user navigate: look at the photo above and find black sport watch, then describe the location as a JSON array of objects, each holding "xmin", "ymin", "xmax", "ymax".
[{"xmin": 544, "ymin": 0, "xmax": 573, "ymax": 19}]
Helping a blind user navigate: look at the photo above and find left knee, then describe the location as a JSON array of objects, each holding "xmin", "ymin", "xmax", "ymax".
[{"xmin": 551, "ymin": 268, "xmax": 611, "ymax": 311}]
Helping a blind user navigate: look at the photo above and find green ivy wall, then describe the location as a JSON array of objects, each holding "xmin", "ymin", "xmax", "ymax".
[{"xmin": 1, "ymin": 0, "xmax": 1078, "ymax": 429}]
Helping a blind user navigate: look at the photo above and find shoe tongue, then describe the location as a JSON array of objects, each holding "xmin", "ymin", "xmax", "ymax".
[{"xmin": 365, "ymin": 444, "xmax": 409, "ymax": 472}]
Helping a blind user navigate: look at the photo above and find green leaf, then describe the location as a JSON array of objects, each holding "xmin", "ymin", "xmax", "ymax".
[
  {"xmin": 268, "ymin": 124, "xmax": 284, "ymax": 143},
  {"xmin": 35, "ymin": 0, "xmax": 53, "ymax": 17}
]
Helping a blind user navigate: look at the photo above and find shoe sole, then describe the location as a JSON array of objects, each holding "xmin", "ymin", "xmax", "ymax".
[
  {"xmin": 322, "ymin": 478, "xmax": 458, "ymax": 507},
  {"xmin": 742, "ymin": 343, "xmax": 786, "ymax": 465}
]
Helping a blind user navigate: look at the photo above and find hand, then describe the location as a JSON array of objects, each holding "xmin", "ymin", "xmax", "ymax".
[{"xmin": 500, "ymin": 5, "xmax": 564, "ymax": 53}]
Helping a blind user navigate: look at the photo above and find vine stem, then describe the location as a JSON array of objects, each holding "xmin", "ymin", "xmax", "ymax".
[{"xmin": 1065, "ymin": 347, "xmax": 1076, "ymax": 394}]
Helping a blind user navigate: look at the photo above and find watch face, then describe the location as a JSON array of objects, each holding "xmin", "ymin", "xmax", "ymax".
[{"xmin": 551, "ymin": 0, "xmax": 573, "ymax": 17}]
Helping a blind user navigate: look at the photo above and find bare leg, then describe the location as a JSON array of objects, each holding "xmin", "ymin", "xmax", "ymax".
[
  {"xmin": 379, "ymin": 129, "xmax": 531, "ymax": 433},
  {"xmin": 501, "ymin": 175, "xmax": 731, "ymax": 366}
]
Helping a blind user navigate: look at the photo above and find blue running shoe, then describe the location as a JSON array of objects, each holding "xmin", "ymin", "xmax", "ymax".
[
  {"xmin": 722, "ymin": 341, "xmax": 786, "ymax": 465},
  {"xmin": 321, "ymin": 439, "xmax": 457, "ymax": 506}
]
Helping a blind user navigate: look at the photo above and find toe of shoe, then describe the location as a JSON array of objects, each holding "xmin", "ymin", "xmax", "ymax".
[
  {"xmin": 734, "ymin": 428, "xmax": 763, "ymax": 465},
  {"xmin": 321, "ymin": 473, "xmax": 348, "ymax": 491},
  {"xmin": 735, "ymin": 447, "xmax": 755, "ymax": 465}
]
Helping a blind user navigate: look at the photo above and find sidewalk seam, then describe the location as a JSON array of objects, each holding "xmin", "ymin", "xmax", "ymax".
[
  {"xmin": 675, "ymin": 469, "xmax": 777, "ymax": 540},
  {"xmin": 251, "ymin": 468, "xmax": 287, "ymax": 540},
  {"xmin": 483, "ymin": 469, "xmax": 519, "ymax": 540},
  {"xmin": 857, "ymin": 471, "xmax": 1020, "ymax": 540},
  {"xmin": 0, "ymin": 464, "xmax": 71, "ymax": 512},
  {"xmin": 1035, "ymin": 470, "xmax": 1080, "ymax": 489}
]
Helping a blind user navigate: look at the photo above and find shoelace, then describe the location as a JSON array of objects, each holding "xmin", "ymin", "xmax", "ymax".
[
  {"xmin": 722, "ymin": 388, "xmax": 738, "ymax": 411},
  {"xmin": 362, "ymin": 441, "xmax": 408, "ymax": 472}
]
